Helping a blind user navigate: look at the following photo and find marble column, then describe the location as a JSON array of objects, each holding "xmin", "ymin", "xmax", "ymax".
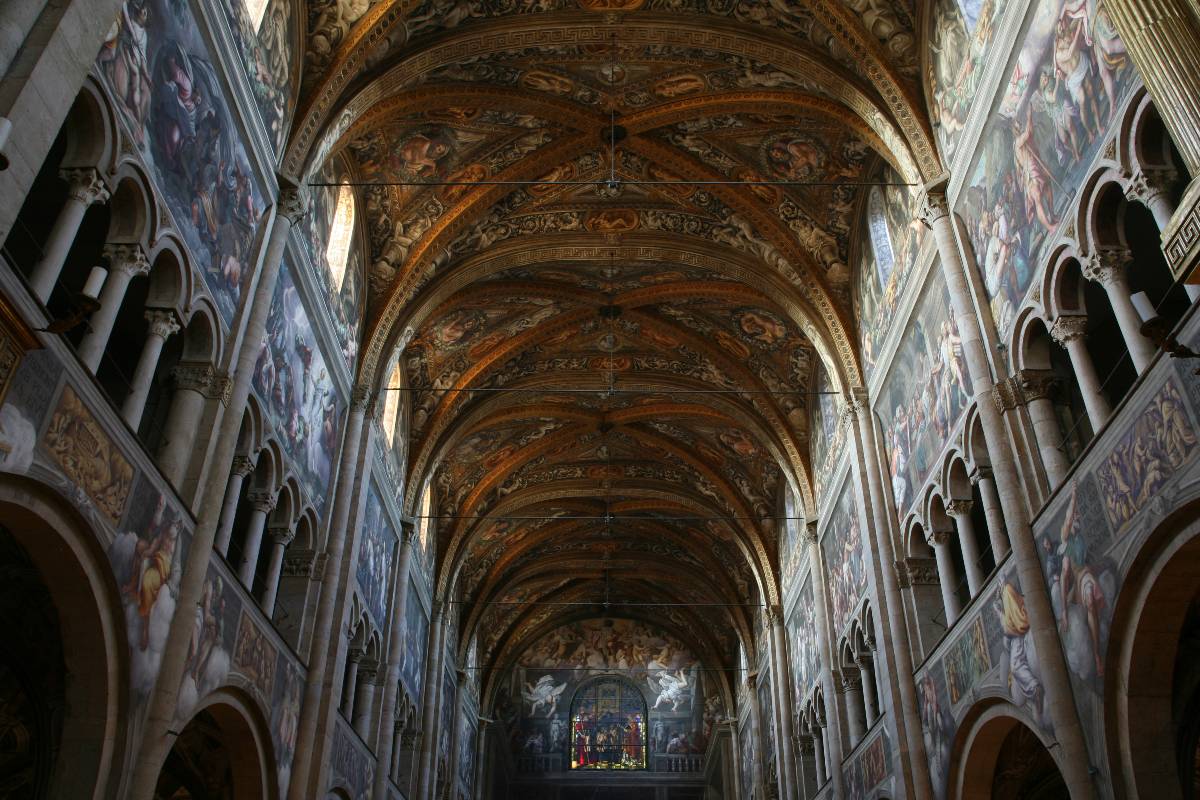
[
  {"xmin": 1050, "ymin": 314, "xmax": 1113, "ymax": 431},
  {"xmin": 946, "ymin": 499, "xmax": 985, "ymax": 596},
  {"xmin": 927, "ymin": 528, "xmax": 963, "ymax": 623},
  {"xmin": 415, "ymin": 602, "xmax": 449, "ymax": 800},
  {"xmin": 745, "ymin": 673, "xmax": 770, "ymax": 796},
  {"xmin": 797, "ymin": 735, "xmax": 818, "ymax": 796},
  {"xmin": 839, "ymin": 669, "xmax": 866, "ymax": 747},
  {"xmin": 342, "ymin": 648, "xmax": 364, "ymax": 716},
  {"xmin": 473, "ymin": 718, "xmax": 491, "ymax": 800},
  {"xmin": 29, "ymin": 167, "xmax": 109, "ymax": 302},
  {"xmin": 260, "ymin": 525, "xmax": 295, "ymax": 616},
  {"xmin": 78, "ymin": 243, "xmax": 149, "ymax": 372},
  {"xmin": 1016, "ymin": 370, "xmax": 1072, "ymax": 489},
  {"xmin": 214, "ymin": 455, "xmax": 256, "ymax": 556},
  {"xmin": 970, "ymin": 467, "xmax": 1011, "ymax": 562},
  {"xmin": 445, "ymin": 671, "xmax": 467, "ymax": 800},
  {"xmin": 811, "ymin": 727, "xmax": 827, "ymax": 787},
  {"xmin": 127, "ymin": 179, "xmax": 308, "ymax": 800},
  {"xmin": 856, "ymin": 654, "xmax": 879, "ymax": 725},
  {"xmin": 767, "ymin": 606, "xmax": 798, "ymax": 799},
  {"xmin": 236, "ymin": 491, "xmax": 276, "ymax": 587},
  {"xmin": 804, "ymin": 521, "xmax": 846, "ymax": 798},
  {"xmin": 1080, "ymin": 248, "xmax": 1158, "ymax": 374},
  {"xmin": 354, "ymin": 667, "xmax": 380, "ymax": 739},
  {"xmin": 157, "ymin": 363, "xmax": 214, "ymax": 487},
  {"xmin": 1126, "ymin": 167, "xmax": 1180, "ymax": 232},
  {"xmin": 121, "ymin": 308, "xmax": 180, "ymax": 429},
  {"xmin": 372, "ymin": 522, "xmax": 416, "ymax": 800},
  {"xmin": 924, "ymin": 187, "xmax": 1098, "ymax": 798}
]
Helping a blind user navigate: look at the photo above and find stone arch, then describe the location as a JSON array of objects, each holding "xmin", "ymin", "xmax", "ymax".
[
  {"xmin": 180, "ymin": 298, "xmax": 222, "ymax": 366},
  {"xmin": 61, "ymin": 79, "xmax": 118, "ymax": 174},
  {"xmin": 0, "ymin": 473, "xmax": 129, "ymax": 799},
  {"xmin": 103, "ymin": 170, "xmax": 152, "ymax": 246},
  {"xmin": 155, "ymin": 689, "xmax": 278, "ymax": 800},
  {"xmin": 1106, "ymin": 500, "xmax": 1200, "ymax": 800},
  {"xmin": 951, "ymin": 701, "xmax": 1068, "ymax": 800}
]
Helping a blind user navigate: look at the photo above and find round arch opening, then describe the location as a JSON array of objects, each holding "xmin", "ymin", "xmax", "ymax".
[
  {"xmin": 957, "ymin": 712, "xmax": 1067, "ymax": 800},
  {"xmin": 569, "ymin": 675, "xmax": 649, "ymax": 771}
]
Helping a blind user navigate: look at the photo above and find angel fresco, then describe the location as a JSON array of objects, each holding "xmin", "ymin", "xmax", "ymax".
[
  {"xmin": 524, "ymin": 674, "xmax": 568, "ymax": 717},
  {"xmin": 648, "ymin": 667, "xmax": 694, "ymax": 711},
  {"xmin": 765, "ymin": 135, "xmax": 825, "ymax": 181},
  {"xmin": 99, "ymin": 0, "xmax": 153, "ymax": 142}
]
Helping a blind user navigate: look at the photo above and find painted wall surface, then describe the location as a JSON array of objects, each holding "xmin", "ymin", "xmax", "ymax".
[
  {"xmin": 217, "ymin": 0, "xmax": 296, "ymax": 156},
  {"xmin": 957, "ymin": 0, "xmax": 1138, "ymax": 336},
  {"xmin": 97, "ymin": 0, "xmax": 266, "ymax": 324},
  {"xmin": 927, "ymin": 0, "xmax": 1007, "ymax": 160},
  {"xmin": 844, "ymin": 727, "xmax": 894, "ymax": 800},
  {"xmin": 331, "ymin": 714, "xmax": 376, "ymax": 800},
  {"xmin": 854, "ymin": 174, "xmax": 926, "ymax": 379},
  {"xmin": 756, "ymin": 668, "xmax": 775, "ymax": 776},
  {"xmin": 787, "ymin": 576, "xmax": 820, "ymax": 706},
  {"xmin": 357, "ymin": 480, "xmax": 397, "ymax": 627},
  {"xmin": 252, "ymin": 259, "xmax": 343, "ymax": 515},
  {"xmin": 402, "ymin": 577, "xmax": 429, "ymax": 702},
  {"xmin": 822, "ymin": 478, "xmax": 868, "ymax": 634},
  {"xmin": 875, "ymin": 267, "xmax": 970, "ymax": 516},
  {"xmin": 809, "ymin": 364, "xmax": 844, "ymax": 502},
  {"xmin": 738, "ymin": 715, "xmax": 756, "ymax": 800},
  {"xmin": 458, "ymin": 710, "xmax": 478, "ymax": 799}
]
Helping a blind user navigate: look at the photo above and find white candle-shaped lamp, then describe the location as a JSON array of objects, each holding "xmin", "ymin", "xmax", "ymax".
[
  {"xmin": 82, "ymin": 266, "xmax": 107, "ymax": 301},
  {"xmin": 1130, "ymin": 291, "xmax": 1157, "ymax": 325}
]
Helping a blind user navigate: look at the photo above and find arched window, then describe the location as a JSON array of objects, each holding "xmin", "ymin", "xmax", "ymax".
[
  {"xmin": 867, "ymin": 188, "xmax": 896, "ymax": 289},
  {"xmin": 325, "ymin": 183, "xmax": 356, "ymax": 293},
  {"xmin": 417, "ymin": 483, "xmax": 433, "ymax": 562},
  {"xmin": 245, "ymin": 0, "xmax": 270, "ymax": 32},
  {"xmin": 381, "ymin": 362, "xmax": 402, "ymax": 448},
  {"xmin": 570, "ymin": 677, "xmax": 647, "ymax": 770}
]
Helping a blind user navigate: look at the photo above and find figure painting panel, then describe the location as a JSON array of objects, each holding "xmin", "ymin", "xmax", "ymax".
[
  {"xmin": 219, "ymin": 0, "xmax": 295, "ymax": 155},
  {"xmin": 252, "ymin": 260, "xmax": 343, "ymax": 514},
  {"xmin": 809, "ymin": 364, "xmax": 844, "ymax": 500},
  {"xmin": 876, "ymin": 269, "xmax": 970, "ymax": 515},
  {"xmin": 958, "ymin": 0, "xmax": 1137, "ymax": 336},
  {"xmin": 787, "ymin": 578, "xmax": 820, "ymax": 704},
  {"xmin": 271, "ymin": 656, "xmax": 303, "ymax": 796},
  {"xmin": 357, "ymin": 482, "xmax": 397, "ymax": 626},
  {"xmin": 918, "ymin": 662, "xmax": 954, "ymax": 800},
  {"xmin": 928, "ymin": 0, "xmax": 1006, "ymax": 158},
  {"xmin": 303, "ymin": 158, "xmax": 364, "ymax": 372},
  {"xmin": 821, "ymin": 481, "xmax": 867, "ymax": 633},
  {"xmin": 175, "ymin": 567, "xmax": 238, "ymax": 723},
  {"xmin": 401, "ymin": 579, "xmax": 428, "ymax": 701},
  {"xmin": 459, "ymin": 713, "xmax": 478, "ymax": 794},
  {"xmin": 756, "ymin": 670, "xmax": 775, "ymax": 769},
  {"xmin": 97, "ymin": 0, "xmax": 266, "ymax": 323},
  {"xmin": 738, "ymin": 718, "xmax": 756, "ymax": 799}
]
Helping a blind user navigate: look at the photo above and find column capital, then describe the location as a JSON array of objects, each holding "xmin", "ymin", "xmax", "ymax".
[
  {"xmin": 359, "ymin": 667, "xmax": 380, "ymax": 683},
  {"xmin": 283, "ymin": 549, "xmax": 318, "ymax": 577},
  {"xmin": 763, "ymin": 605, "xmax": 784, "ymax": 626},
  {"xmin": 351, "ymin": 383, "xmax": 375, "ymax": 412},
  {"xmin": 834, "ymin": 668, "xmax": 861, "ymax": 693},
  {"xmin": 172, "ymin": 363, "xmax": 215, "ymax": 393},
  {"xmin": 102, "ymin": 243, "xmax": 150, "ymax": 277},
  {"xmin": 275, "ymin": 180, "xmax": 310, "ymax": 224},
  {"xmin": 898, "ymin": 556, "xmax": 941, "ymax": 586},
  {"xmin": 400, "ymin": 519, "xmax": 418, "ymax": 544},
  {"xmin": 1017, "ymin": 369, "xmax": 1058, "ymax": 402},
  {"xmin": 802, "ymin": 520, "xmax": 819, "ymax": 545},
  {"xmin": 247, "ymin": 490, "xmax": 277, "ymax": 513},
  {"xmin": 1050, "ymin": 315, "xmax": 1089, "ymax": 346},
  {"xmin": 269, "ymin": 525, "xmax": 296, "ymax": 546},
  {"xmin": 926, "ymin": 527, "xmax": 952, "ymax": 548},
  {"xmin": 945, "ymin": 498, "xmax": 973, "ymax": 518},
  {"xmin": 60, "ymin": 167, "xmax": 111, "ymax": 205},
  {"xmin": 231, "ymin": 454, "xmax": 258, "ymax": 477},
  {"xmin": 919, "ymin": 188, "xmax": 952, "ymax": 227},
  {"xmin": 1125, "ymin": 167, "xmax": 1178, "ymax": 206},
  {"xmin": 853, "ymin": 651, "xmax": 874, "ymax": 671},
  {"xmin": 210, "ymin": 373, "xmax": 235, "ymax": 405},
  {"xmin": 1079, "ymin": 248, "xmax": 1132, "ymax": 287},
  {"xmin": 347, "ymin": 647, "xmax": 366, "ymax": 664},
  {"xmin": 969, "ymin": 465, "xmax": 993, "ymax": 485},
  {"xmin": 144, "ymin": 308, "xmax": 181, "ymax": 339}
]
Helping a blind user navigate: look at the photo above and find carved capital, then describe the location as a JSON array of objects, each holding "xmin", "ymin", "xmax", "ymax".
[
  {"xmin": 1050, "ymin": 315, "xmax": 1089, "ymax": 346},
  {"xmin": 991, "ymin": 376, "xmax": 1022, "ymax": 412},
  {"xmin": 945, "ymin": 499, "xmax": 973, "ymax": 518},
  {"xmin": 61, "ymin": 167, "xmax": 111, "ymax": 205},
  {"xmin": 347, "ymin": 647, "xmax": 365, "ymax": 664},
  {"xmin": 969, "ymin": 465, "xmax": 993, "ymax": 486},
  {"xmin": 276, "ymin": 182, "xmax": 310, "ymax": 224},
  {"xmin": 1125, "ymin": 168, "xmax": 1177, "ymax": 206},
  {"xmin": 803, "ymin": 520, "xmax": 819, "ymax": 545},
  {"xmin": 1079, "ymin": 248, "xmax": 1131, "ymax": 288},
  {"xmin": 351, "ymin": 383, "xmax": 374, "ymax": 412},
  {"xmin": 919, "ymin": 190, "xmax": 951, "ymax": 228},
  {"xmin": 231, "ymin": 454, "xmax": 257, "ymax": 477},
  {"xmin": 400, "ymin": 519, "xmax": 418, "ymax": 544},
  {"xmin": 1017, "ymin": 369, "xmax": 1058, "ymax": 402},
  {"xmin": 764, "ymin": 605, "xmax": 784, "ymax": 626},
  {"xmin": 894, "ymin": 559, "xmax": 911, "ymax": 589},
  {"xmin": 145, "ymin": 308, "xmax": 181, "ymax": 339},
  {"xmin": 268, "ymin": 525, "xmax": 295, "ymax": 546},
  {"xmin": 172, "ymin": 363, "xmax": 215, "ymax": 393},
  {"xmin": 102, "ymin": 243, "xmax": 150, "ymax": 278},
  {"xmin": 247, "ymin": 490, "xmax": 277, "ymax": 514},
  {"xmin": 283, "ymin": 549, "xmax": 318, "ymax": 577},
  {"xmin": 902, "ymin": 556, "xmax": 941, "ymax": 585},
  {"xmin": 926, "ymin": 527, "xmax": 952, "ymax": 548}
]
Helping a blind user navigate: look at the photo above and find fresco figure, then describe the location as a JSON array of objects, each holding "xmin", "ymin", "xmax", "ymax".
[
  {"xmin": 524, "ymin": 675, "xmax": 568, "ymax": 717},
  {"xmin": 99, "ymin": 0, "xmax": 153, "ymax": 140},
  {"xmin": 122, "ymin": 494, "xmax": 180, "ymax": 651},
  {"xmin": 919, "ymin": 671, "xmax": 953, "ymax": 800},
  {"xmin": 996, "ymin": 579, "xmax": 1047, "ymax": 726}
]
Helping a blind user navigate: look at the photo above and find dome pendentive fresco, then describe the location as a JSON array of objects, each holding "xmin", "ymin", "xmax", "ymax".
[{"xmin": 6, "ymin": 0, "xmax": 1200, "ymax": 797}]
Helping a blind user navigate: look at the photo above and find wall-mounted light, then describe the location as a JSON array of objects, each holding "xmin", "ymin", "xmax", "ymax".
[
  {"xmin": 1133, "ymin": 290, "xmax": 1200, "ymax": 372},
  {"xmin": 35, "ymin": 266, "xmax": 104, "ymax": 334}
]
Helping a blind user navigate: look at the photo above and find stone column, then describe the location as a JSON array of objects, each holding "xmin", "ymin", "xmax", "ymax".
[
  {"xmin": 157, "ymin": 363, "xmax": 214, "ymax": 486},
  {"xmin": 797, "ymin": 735, "xmax": 818, "ymax": 796},
  {"xmin": 745, "ymin": 673, "xmax": 770, "ymax": 796},
  {"xmin": 473, "ymin": 718, "xmax": 491, "ymax": 800},
  {"xmin": 214, "ymin": 455, "xmax": 256, "ymax": 556},
  {"xmin": 28, "ymin": 167, "xmax": 109, "ymax": 302},
  {"xmin": 1012, "ymin": 371, "xmax": 1072, "ymax": 489},
  {"xmin": 767, "ymin": 606, "xmax": 798, "ymax": 799},
  {"xmin": 127, "ymin": 179, "xmax": 308, "ymax": 800},
  {"xmin": 372, "ymin": 522, "xmax": 416, "ymax": 800},
  {"xmin": 236, "ymin": 491, "xmax": 276, "ymax": 587},
  {"xmin": 970, "ymin": 467, "xmax": 1011, "ymax": 562},
  {"xmin": 1050, "ymin": 315, "xmax": 1113, "ymax": 431},
  {"xmin": 445, "ymin": 671, "xmax": 467, "ymax": 799},
  {"xmin": 839, "ymin": 669, "xmax": 866, "ymax": 747},
  {"xmin": 415, "ymin": 602, "xmax": 449, "ymax": 800},
  {"xmin": 1080, "ymin": 248, "xmax": 1158, "ymax": 374},
  {"xmin": 803, "ymin": 521, "xmax": 846, "ymax": 798},
  {"xmin": 260, "ymin": 525, "xmax": 295, "ymax": 616},
  {"xmin": 121, "ymin": 308, "xmax": 181, "ymax": 429},
  {"xmin": 945, "ymin": 500, "xmax": 985, "ymax": 596},
  {"xmin": 923, "ymin": 187, "xmax": 1098, "ymax": 798},
  {"xmin": 856, "ymin": 654, "xmax": 879, "ymax": 725},
  {"xmin": 78, "ymin": 243, "xmax": 149, "ymax": 372},
  {"xmin": 342, "ymin": 648, "xmax": 364, "ymax": 716},
  {"xmin": 1126, "ymin": 167, "xmax": 1179, "ymax": 232},
  {"xmin": 354, "ymin": 667, "xmax": 380, "ymax": 738},
  {"xmin": 927, "ymin": 527, "xmax": 963, "ymax": 623},
  {"xmin": 811, "ymin": 727, "xmax": 827, "ymax": 787}
]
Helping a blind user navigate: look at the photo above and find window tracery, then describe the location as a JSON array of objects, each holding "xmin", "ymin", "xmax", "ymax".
[{"xmin": 569, "ymin": 677, "xmax": 647, "ymax": 770}]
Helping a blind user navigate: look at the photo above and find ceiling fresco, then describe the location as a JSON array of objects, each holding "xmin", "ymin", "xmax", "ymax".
[{"xmin": 272, "ymin": 0, "xmax": 944, "ymax": 704}]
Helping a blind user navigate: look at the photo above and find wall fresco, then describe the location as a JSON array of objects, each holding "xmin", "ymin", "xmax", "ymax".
[
  {"xmin": 809, "ymin": 364, "xmax": 844, "ymax": 501},
  {"xmin": 787, "ymin": 577, "xmax": 821, "ymax": 705},
  {"xmin": 738, "ymin": 716, "xmax": 756, "ymax": 799},
  {"xmin": 927, "ymin": 0, "xmax": 1006, "ymax": 159},
  {"xmin": 252, "ymin": 259, "xmax": 343, "ymax": 515},
  {"xmin": 876, "ymin": 268, "xmax": 970, "ymax": 515},
  {"xmin": 822, "ymin": 479, "xmax": 868, "ymax": 633},
  {"xmin": 357, "ymin": 481, "xmax": 397, "ymax": 626},
  {"xmin": 845, "ymin": 728, "xmax": 892, "ymax": 800},
  {"xmin": 459, "ymin": 711, "xmax": 478, "ymax": 798},
  {"xmin": 218, "ymin": 0, "xmax": 295, "ymax": 156},
  {"xmin": 958, "ymin": 0, "xmax": 1137, "ymax": 336},
  {"xmin": 756, "ymin": 668, "xmax": 775, "ymax": 773},
  {"xmin": 98, "ymin": 0, "xmax": 266, "ymax": 323},
  {"xmin": 402, "ymin": 578, "xmax": 429, "ymax": 702},
  {"xmin": 332, "ymin": 715, "xmax": 375, "ymax": 799}
]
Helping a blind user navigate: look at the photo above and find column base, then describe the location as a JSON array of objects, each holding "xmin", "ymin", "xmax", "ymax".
[{"xmin": 1166, "ymin": 175, "xmax": 1200, "ymax": 281}]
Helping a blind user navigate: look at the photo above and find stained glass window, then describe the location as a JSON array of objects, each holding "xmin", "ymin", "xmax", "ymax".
[
  {"xmin": 867, "ymin": 187, "xmax": 896, "ymax": 290},
  {"xmin": 570, "ymin": 678, "xmax": 647, "ymax": 770}
]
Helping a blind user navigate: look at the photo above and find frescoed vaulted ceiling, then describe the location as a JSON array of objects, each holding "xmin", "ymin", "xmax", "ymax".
[{"xmin": 283, "ymin": 0, "xmax": 938, "ymax": 708}]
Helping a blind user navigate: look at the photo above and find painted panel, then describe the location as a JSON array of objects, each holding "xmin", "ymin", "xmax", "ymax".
[
  {"xmin": 845, "ymin": 728, "xmax": 893, "ymax": 800},
  {"xmin": 401, "ymin": 578, "xmax": 429, "ymax": 702},
  {"xmin": 809, "ymin": 364, "xmax": 844, "ymax": 502},
  {"xmin": 958, "ymin": 0, "xmax": 1137, "ymax": 336},
  {"xmin": 357, "ymin": 481, "xmax": 397, "ymax": 626},
  {"xmin": 218, "ymin": 0, "xmax": 295, "ymax": 156},
  {"xmin": 927, "ymin": 0, "xmax": 1007, "ymax": 160},
  {"xmin": 756, "ymin": 669, "xmax": 775, "ymax": 771},
  {"xmin": 738, "ymin": 718, "xmax": 756, "ymax": 800},
  {"xmin": 822, "ymin": 479, "xmax": 868, "ymax": 633},
  {"xmin": 332, "ymin": 715, "xmax": 375, "ymax": 799},
  {"xmin": 787, "ymin": 577, "xmax": 820, "ymax": 704},
  {"xmin": 459, "ymin": 710, "xmax": 478, "ymax": 798},
  {"xmin": 876, "ymin": 268, "xmax": 970, "ymax": 515},
  {"xmin": 97, "ymin": 0, "xmax": 266, "ymax": 323},
  {"xmin": 252, "ymin": 259, "xmax": 343, "ymax": 515}
]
